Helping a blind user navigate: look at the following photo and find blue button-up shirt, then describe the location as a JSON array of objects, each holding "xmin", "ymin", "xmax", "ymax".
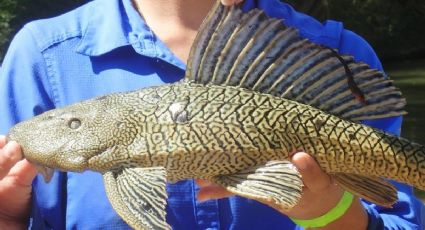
[{"xmin": 1, "ymin": 0, "xmax": 423, "ymax": 229}]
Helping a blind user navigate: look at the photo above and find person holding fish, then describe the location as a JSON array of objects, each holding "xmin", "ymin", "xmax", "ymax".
[{"xmin": 0, "ymin": 0, "xmax": 424, "ymax": 229}]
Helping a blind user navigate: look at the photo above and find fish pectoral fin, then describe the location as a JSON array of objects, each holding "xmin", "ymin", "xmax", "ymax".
[
  {"xmin": 333, "ymin": 173, "xmax": 397, "ymax": 207},
  {"xmin": 211, "ymin": 160, "xmax": 303, "ymax": 210},
  {"xmin": 103, "ymin": 167, "xmax": 170, "ymax": 230}
]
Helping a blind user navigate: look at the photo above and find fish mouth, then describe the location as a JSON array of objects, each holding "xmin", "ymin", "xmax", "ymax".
[
  {"xmin": 6, "ymin": 133, "xmax": 55, "ymax": 183},
  {"xmin": 34, "ymin": 164, "xmax": 55, "ymax": 183}
]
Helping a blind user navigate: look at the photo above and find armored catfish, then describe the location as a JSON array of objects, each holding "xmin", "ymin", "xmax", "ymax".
[{"xmin": 7, "ymin": 2, "xmax": 425, "ymax": 230}]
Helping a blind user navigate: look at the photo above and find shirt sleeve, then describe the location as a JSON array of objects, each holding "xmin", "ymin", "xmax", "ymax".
[
  {"xmin": 242, "ymin": 0, "xmax": 425, "ymax": 229},
  {"xmin": 0, "ymin": 25, "xmax": 55, "ymax": 135}
]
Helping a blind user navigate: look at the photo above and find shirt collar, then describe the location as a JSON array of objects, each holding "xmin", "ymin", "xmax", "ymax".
[{"xmin": 75, "ymin": 0, "xmax": 185, "ymax": 69}]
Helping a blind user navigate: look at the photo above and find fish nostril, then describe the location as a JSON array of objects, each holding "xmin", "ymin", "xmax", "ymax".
[{"xmin": 68, "ymin": 118, "xmax": 82, "ymax": 129}]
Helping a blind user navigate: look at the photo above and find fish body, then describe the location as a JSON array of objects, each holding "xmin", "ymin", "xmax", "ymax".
[
  {"xmin": 11, "ymin": 82, "xmax": 424, "ymax": 185},
  {"xmin": 7, "ymin": 2, "xmax": 425, "ymax": 230}
]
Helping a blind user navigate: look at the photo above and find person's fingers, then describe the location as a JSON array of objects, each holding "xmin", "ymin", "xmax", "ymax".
[
  {"xmin": 196, "ymin": 179, "xmax": 233, "ymax": 201},
  {"xmin": 196, "ymin": 153, "xmax": 334, "ymax": 204},
  {"xmin": 8, "ymin": 159, "xmax": 38, "ymax": 186},
  {"xmin": 291, "ymin": 152, "xmax": 333, "ymax": 193},
  {"xmin": 195, "ymin": 179, "xmax": 214, "ymax": 187},
  {"xmin": 0, "ymin": 135, "xmax": 6, "ymax": 148},
  {"xmin": 221, "ymin": 0, "xmax": 243, "ymax": 6},
  {"xmin": 197, "ymin": 183, "xmax": 233, "ymax": 201},
  {"xmin": 0, "ymin": 141, "xmax": 23, "ymax": 180}
]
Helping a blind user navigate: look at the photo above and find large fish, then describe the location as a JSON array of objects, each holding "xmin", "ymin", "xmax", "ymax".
[{"xmin": 7, "ymin": 1, "xmax": 425, "ymax": 230}]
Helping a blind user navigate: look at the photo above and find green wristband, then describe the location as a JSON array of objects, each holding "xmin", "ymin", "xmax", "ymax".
[{"xmin": 290, "ymin": 191, "xmax": 354, "ymax": 228}]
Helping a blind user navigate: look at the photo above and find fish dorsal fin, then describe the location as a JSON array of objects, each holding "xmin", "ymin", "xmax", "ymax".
[
  {"xmin": 186, "ymin": 2, "xmax": 406, "ymax": 121},
  {"xmin": 186, "ymin": 0, "xmax": 226, "ymax": 81}
]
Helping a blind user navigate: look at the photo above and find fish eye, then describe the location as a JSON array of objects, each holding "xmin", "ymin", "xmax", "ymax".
[{"xmin": 68, "ymin": 118, "xmax": 81, "ymax": 129}]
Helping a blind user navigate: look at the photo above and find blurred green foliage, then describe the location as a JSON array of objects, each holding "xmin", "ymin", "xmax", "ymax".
[
  {"xmin": 327, "ymin": 0, "xmax": 425, "ymax": 60},
  {"xmin": 0, "ymin": 0, "xmax": 17, "ymax": 62},
  {"xmin": 1, "ymin": 0, "xmax": 425, "ymax": 62},
  {"xmin": 286, "ymin": 0, "xmax": 425, "ymax": 60},
  {"xmin": 0, "ymin": 0, "xmax": 86, "ymax": 62}
]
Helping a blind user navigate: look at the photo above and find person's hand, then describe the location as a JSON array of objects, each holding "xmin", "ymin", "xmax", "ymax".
[
  {"xmin": 0, "ymin": 135, "xmax": 37, "ymax": 229},
  {"xmin": 221, "ymin": 0, "xmax": 244, "ymax": 6},
  {"xmin": 196, "ymin": 152, "xmax": 368, "ymax": 230}
]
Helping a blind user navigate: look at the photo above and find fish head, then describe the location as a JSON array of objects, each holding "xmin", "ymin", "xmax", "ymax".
[{"xmin": 7, "ymin": 95, "xmax": 127, "ymax": 179}]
